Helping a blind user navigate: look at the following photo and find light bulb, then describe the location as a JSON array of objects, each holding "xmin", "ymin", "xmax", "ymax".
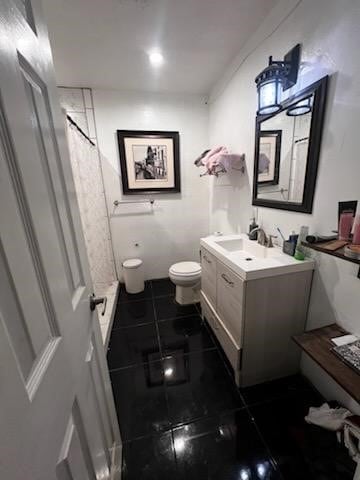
[{"xmin": 149, "ymin": 50, "xmax": 164, "ymax": 67}]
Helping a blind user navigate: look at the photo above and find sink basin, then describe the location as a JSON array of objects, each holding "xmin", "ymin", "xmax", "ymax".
[
  {"xmin": 214, "ymin": 238, "xmax": 244, "ymax": 252},
  {"xmin": 213, "ymin": 236, "xmax": 278, "ymax": 259},
  {"xmin": 202, "ymin": 234, "xmax": 314, "ymax": 280}
]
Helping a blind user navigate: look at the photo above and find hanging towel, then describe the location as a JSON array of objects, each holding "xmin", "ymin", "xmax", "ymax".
[
  {"xmin": 194, "ymin": 146, "xmax": 246, "ymax": 176},
  {"xmin": 217, "ymin": 153, "xmax": 245, "ymax": 172},
  {"xmin": 194, "ymin": 149, "xmax": 210, "ymax": 167},
  {"xmin": 204, "ymin": 146, "xmax": 228, "ymax": 173}
]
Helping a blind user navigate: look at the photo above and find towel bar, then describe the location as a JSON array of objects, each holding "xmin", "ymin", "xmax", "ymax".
[{"xmin": 113, "ymin": 199, "xmax": 155, "ymax": 206}]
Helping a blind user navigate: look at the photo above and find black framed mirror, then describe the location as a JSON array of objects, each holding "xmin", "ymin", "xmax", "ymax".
[{"xmin": 252, "ymin": 76, "xmax": 328, "ymax": 213}]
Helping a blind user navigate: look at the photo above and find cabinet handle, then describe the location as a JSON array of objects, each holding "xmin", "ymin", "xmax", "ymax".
[
  {"xmin": 203, "ymin": 255, "xmax": 212, "ymax": 264},
  {"xmin": 221, "ymin": 273, "xmax": 234, "ymax": 286}
]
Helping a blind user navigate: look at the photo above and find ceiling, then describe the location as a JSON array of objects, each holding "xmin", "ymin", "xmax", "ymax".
[{"xmin": 43, "ymin": 0, "xmax": 278, "ymax": 94}]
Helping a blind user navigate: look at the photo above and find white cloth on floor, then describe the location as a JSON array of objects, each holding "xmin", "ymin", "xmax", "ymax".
[
  {"xmin": 344, "ymin": 419, "xmax": 360, "ymax": 461},
  {"xmin": 305, "ymin": 402, "xmax": 352, "ymax": 431}
]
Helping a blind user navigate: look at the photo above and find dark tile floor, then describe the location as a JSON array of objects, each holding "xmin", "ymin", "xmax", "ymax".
[{"xmin": 107, "ymin": 278, "xmax": 355, "ymax": 480}]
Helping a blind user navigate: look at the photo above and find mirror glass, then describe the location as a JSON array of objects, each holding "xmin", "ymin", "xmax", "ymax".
[
  {"xmin": 257, "ymin": 98, "xmax": 312, "ymax": 203},
  {"xmin": 252, "ymin": 77, "xmax": 328, "ymax": 213}
]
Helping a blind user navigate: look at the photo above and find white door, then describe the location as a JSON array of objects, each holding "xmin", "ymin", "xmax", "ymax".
[{"xmin": 0, "ymin": 1, "xmax": 121, "ymax": 479}]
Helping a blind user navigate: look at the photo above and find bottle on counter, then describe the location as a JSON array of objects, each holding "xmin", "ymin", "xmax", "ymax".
[
  {"xmin": 352, "ymin": 215, "xmax": 360, "ymax": 245},
  {"xmin": 339, "ymin": 212, "xmax": 355, "ymax": 241},
  {"xmin": 248, "ymin": 217, "xmax": 258, "ymax": 240}
]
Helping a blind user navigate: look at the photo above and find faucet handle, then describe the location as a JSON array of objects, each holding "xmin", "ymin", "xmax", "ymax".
[{"xmin": 267, "ymin": 235, "xmax": 277, "ymax": 248}]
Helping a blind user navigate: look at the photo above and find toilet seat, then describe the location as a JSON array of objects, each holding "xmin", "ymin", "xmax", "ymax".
[
  {"xmin": 169, "ymin": 261, "xmax": 201, "ymax": 305},
  {"xmin": 169, "ymin": 261, "xmax": 201, "ymax": 277}
]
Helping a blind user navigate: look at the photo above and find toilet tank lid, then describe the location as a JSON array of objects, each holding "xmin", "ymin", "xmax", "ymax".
[{"xmin": 123, "ymin": 258, "xmax": 142, "ymax": 269}]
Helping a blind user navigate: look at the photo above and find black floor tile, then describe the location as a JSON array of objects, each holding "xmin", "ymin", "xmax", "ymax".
[
  {"xmin": 241, "ymin": 374, "xmax": 319, "ymax": 407},
  {"xmin": 118, "ymin": 281, "xmax": 152, "ymax": 303},
  {"xmin": 151, "ymin": 277, "xmax": 175, "ymax": 298},
  {"xmin": 154, "ymin": 296, "xmax": 198, "ymax": 321},
  {"xmin": 113, "ymin": 298, "xmax": 155, "ymax": 329},
  {"xmin": 110, "ymin": 362, "xmax": 170, "ymax": 441},
  {"xmin": 249, "ymin": 392, "xmax": 336, "ymax": 480},
  {"xmin": 122, "ymin": 431, "xmax": 178, "ymax": 480},
  {"xmin": 107, "ymin": 324, "xmax": 160, "ymax": 369},
  {"xmin": 296, "ymin": 424, "xmax": 355, "ymax": 479},
  {"xmin": 109, "ymin": 277, "xmax": 351, "ymax": 479},
  {"xmin": 164, "ymin": 350, "xmax": 244, "ymax": 426},
  {"xmin": 173, "ymin": 409, "xmax": 282, "ymax": 480},
  {"xmin": 158, "ymin": 315, "xmax": 215, "ymax": 357}
]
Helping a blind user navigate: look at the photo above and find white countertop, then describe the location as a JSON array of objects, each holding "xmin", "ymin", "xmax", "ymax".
[{"xmin": 201, "ymin": 234, "xmax": 314, "ymax": 281}]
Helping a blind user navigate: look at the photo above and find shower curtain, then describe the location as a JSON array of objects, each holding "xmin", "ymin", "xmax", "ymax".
[{"xmin": 65, "ymin": 119, "xmax": 117, "ymax": 344}]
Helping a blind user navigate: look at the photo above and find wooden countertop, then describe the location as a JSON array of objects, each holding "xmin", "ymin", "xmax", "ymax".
[
  {"xmin": 293, "ymin": 324, "xmax": 360, "ymax": 403},
  {"xmin": 303, "ymin": 241, "xmax": 360, "ymax": 266}
]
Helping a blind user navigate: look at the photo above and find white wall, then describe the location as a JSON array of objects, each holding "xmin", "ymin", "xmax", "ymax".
[
  {"xmin": 209, "ymin": 0, "xmax": 360, "ymax": 411},
  {"xmin": 93, "ymin": 90, "xmax": 210, "ymax": 280}
]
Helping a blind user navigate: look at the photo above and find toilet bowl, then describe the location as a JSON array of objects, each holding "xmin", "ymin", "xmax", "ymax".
[{"xmin": 169, "ymin": 261, "xmax": 201, "ymax": 305}]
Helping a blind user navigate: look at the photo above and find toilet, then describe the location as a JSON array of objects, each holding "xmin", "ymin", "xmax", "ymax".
[{"xmin": 169, "ymin": 261, "xmax": 201, "ymax": 305}]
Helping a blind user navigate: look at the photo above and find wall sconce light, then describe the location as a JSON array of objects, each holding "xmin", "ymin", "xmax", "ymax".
[
  {"xmin": 286, "ymin": 94, "xmax": 312, "ymax": 116},
  {"xmin": 255, "ymin": 44, "xmax": 301, "ymax": 116}
]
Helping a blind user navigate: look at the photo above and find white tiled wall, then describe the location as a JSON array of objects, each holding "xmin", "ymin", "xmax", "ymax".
[
  {"xmin": 92, "ymin": 89, "xmax": 210, "ymax": 280},
  {"xmin": 61, "ymin": 86, "xmax": 118, "ymax": 344},
  {"xmin": 59, "ymin": 87, "xmax": 98, "ymax": 144}
]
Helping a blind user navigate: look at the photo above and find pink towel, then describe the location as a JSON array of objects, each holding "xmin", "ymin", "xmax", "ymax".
[
  {"xmin": 201, "ymin": 146, "xmax": 223, "ymax": 165},
  {"xmin": 201, "ymin": 146, "xmax": 245, "ymax": 175},
  {"xmin": 202, "ymin": 146, "xmax": 228, "ymax": 174}
]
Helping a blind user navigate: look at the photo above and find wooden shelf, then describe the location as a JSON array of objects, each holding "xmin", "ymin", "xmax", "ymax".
[
  {"xmin": 303, "ymin": 242, "xmax": 360, "ymax": 266},
  {"xmin": 293, "ymin": 324, "xmax": 360, "ymax": 403}
]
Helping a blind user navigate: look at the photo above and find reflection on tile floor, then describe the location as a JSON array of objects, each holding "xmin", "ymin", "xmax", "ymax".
[
  {"xmin": 108, "ymin": 278, "xmax": 356, "ymax": 480},
  {"xmin": 158, "ymin": 315, "xmax": 215, "ymax": 357},
  {"xmin": 164, "ymin": 350, "xmax": 243, "ymax": 425},
  {"xmin": 112, "ymin": 298, "xmax": 155, "ymax": 328},
  {"xmin": 173, "ymin": 410, "xmax": 282, "ymax": 480}
]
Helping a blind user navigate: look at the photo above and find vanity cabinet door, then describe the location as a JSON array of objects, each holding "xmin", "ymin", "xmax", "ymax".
[
  {"xmin": 201, "ymin": 248, "xmax": 217, "ymax": 307},
  {"xmin": 216, "ymin": 262, "xmax": 244, "ymax": 344},
  {"xmin": 201, "ymin": 292, "xmax": 240, "ymax": 373}
]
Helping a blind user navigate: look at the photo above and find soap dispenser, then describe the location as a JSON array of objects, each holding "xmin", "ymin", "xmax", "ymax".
[{"xmin": 249, "ymin": 217, "xmax": 258, "ymax": 240}]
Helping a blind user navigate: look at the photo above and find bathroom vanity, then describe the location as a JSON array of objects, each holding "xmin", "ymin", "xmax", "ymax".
[{"xmin": 200, "ymin": 234, "xmax": 314, "ymax": 387}]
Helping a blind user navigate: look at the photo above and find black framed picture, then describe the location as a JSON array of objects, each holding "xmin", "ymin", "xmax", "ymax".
[
  {"xmin": 257, "ymin": 130, "xmax": 282, "ymax": 185},
  {"xmin": 117, "ymin": 130, "xmax": 180, "ymax": 194}
]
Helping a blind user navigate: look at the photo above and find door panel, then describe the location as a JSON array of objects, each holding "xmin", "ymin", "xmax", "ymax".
[
  {"xmin": 0, "ymin": 238, "xmax": 35, "ymax": 380},
  {"xmin": 57, "ymin": 402, "xmax": 97, "ymax": 480},
  {"xmin": 56, "ymin": 418, "xmax": 92, "ymax": 480},
  {"xmin": 13, "ymin": 0, "xmax": 36, "ymax": 33},
  {"xmin": 0, "ymin": 99, "xmax": 60, "ymax": 390},
  {"xmin": 20, "ymin": 56, "xmax": 85, "ymax": 296},
  {"xmin": 0, "ymin": 1, "xmax": 121, "ymax": 478},
  {"xmin": 84, "ymin": 340, "xmax": 112, "ymax": 470},
  {"xmin": 88, "ymin": 334, "xmax": 115, "ymax": 455}
]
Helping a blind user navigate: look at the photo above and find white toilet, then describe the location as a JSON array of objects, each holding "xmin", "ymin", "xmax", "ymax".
[{"xmin": 169, "ymin": 261, "xmax": 201, "ymax": 305}]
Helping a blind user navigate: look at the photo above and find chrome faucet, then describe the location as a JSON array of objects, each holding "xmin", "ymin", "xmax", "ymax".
[
  {"xmin": 248, "ymin": 227, "xmax": 267, "ymax": 246},
  {"xmin": 248, "ymin": 227, "xmax": 276, "ymax": 247},
  {"xmin": 258, "ymin": 228, "xmax": 268, "ymax": 246}
]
